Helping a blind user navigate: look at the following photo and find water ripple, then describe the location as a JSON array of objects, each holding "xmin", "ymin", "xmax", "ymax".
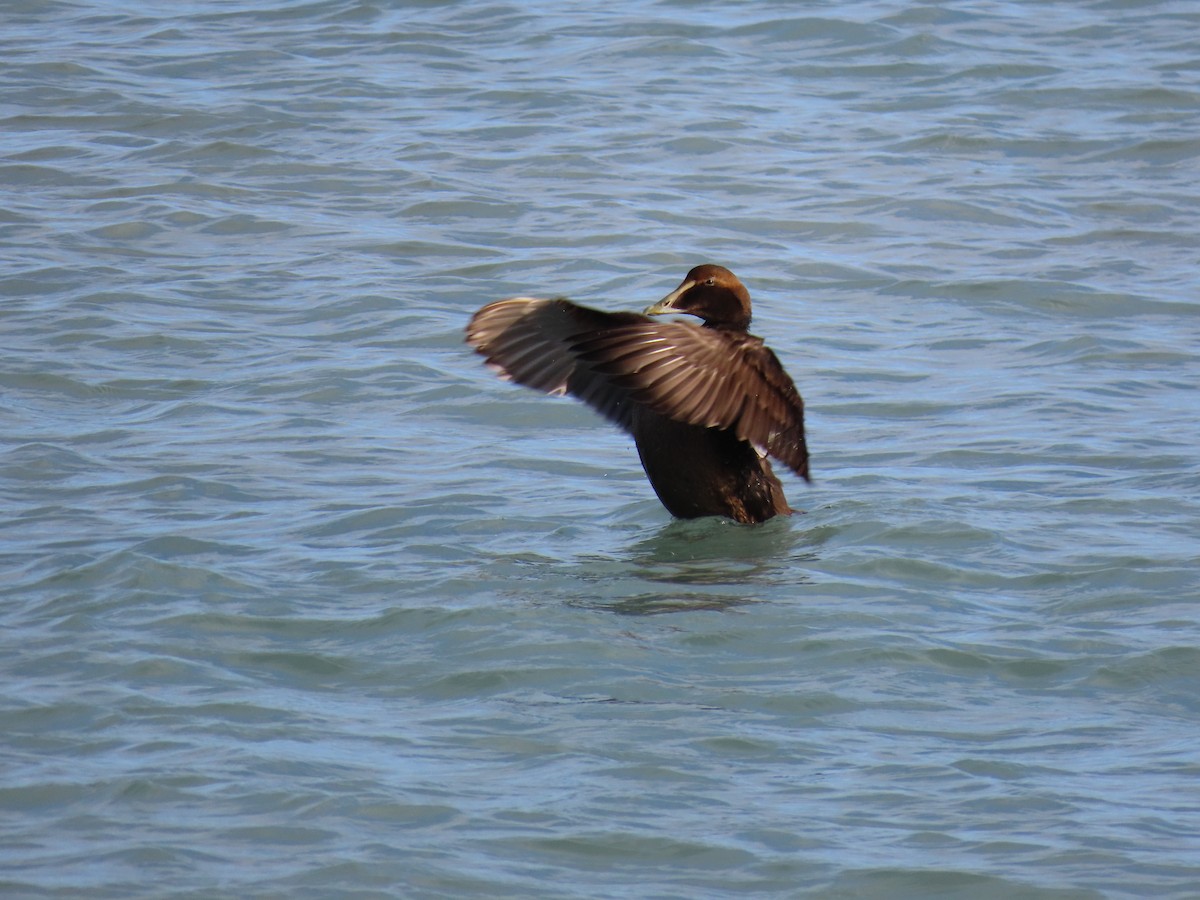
[{"xmin": 2, "ymin": 0, "xmax": 1199, "ymax": 897}]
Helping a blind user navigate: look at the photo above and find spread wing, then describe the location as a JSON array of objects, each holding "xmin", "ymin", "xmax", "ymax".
[
  {"xmin": 466, "ymin": 298, "xmax": 809, "ymax": 480},
  {"xmin": 573, "ymin": 322, "xmax": 809, "ymax": 481},
  {"xmin": 465, "ymin": 297, "xmax": 646, "ymax": 429}
]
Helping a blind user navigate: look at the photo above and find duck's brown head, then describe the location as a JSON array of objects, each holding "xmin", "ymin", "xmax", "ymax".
[{"xmin": 644, "ymin": 264, "xmax": 753, "ymax": 331}]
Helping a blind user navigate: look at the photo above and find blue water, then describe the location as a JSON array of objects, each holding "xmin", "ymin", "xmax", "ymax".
[{"xmin": 3, "ymin": 1, "xmax": 1199, "ymax": 897}]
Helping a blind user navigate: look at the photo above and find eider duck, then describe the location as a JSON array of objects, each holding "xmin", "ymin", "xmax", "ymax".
[{"xmin": 466, "ymin": 265, "xmax": 809, "ymax": 523}]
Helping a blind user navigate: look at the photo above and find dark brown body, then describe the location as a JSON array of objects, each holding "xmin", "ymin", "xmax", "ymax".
[{"xmin": 632, "ymin": 407, "xmax": 790, "ymax": 522}]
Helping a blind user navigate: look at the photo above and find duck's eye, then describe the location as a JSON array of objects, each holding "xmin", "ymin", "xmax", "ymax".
[{"xmin": 705, "ymin": 278, "xmax": 715, "ymax": 285}]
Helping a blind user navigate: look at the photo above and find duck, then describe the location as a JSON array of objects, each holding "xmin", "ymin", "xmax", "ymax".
[{"xmin": 466, "ymin": 264, "xmax": 809, "ymax": 523}]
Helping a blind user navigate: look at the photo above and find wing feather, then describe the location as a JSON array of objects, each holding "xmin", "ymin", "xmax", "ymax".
[{"xmin": 466, "ymin": 297, "xmax": 646, "ymax": 429}]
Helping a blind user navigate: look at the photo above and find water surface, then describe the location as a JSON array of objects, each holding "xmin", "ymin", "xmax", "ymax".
[{"xmin": 3, "ymin": 1, "xmax": 1199, "ymax": 897}]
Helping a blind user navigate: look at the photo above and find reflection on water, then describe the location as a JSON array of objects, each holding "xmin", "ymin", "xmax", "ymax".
[{"xmin": 564, "ymin": 516, "xmax": 819, "ymax": 615}]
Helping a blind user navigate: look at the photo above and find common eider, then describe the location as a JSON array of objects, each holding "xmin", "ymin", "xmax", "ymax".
[{"xmin": 466, "ymin": 265, "xmax": 809, "ymax": 523}]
